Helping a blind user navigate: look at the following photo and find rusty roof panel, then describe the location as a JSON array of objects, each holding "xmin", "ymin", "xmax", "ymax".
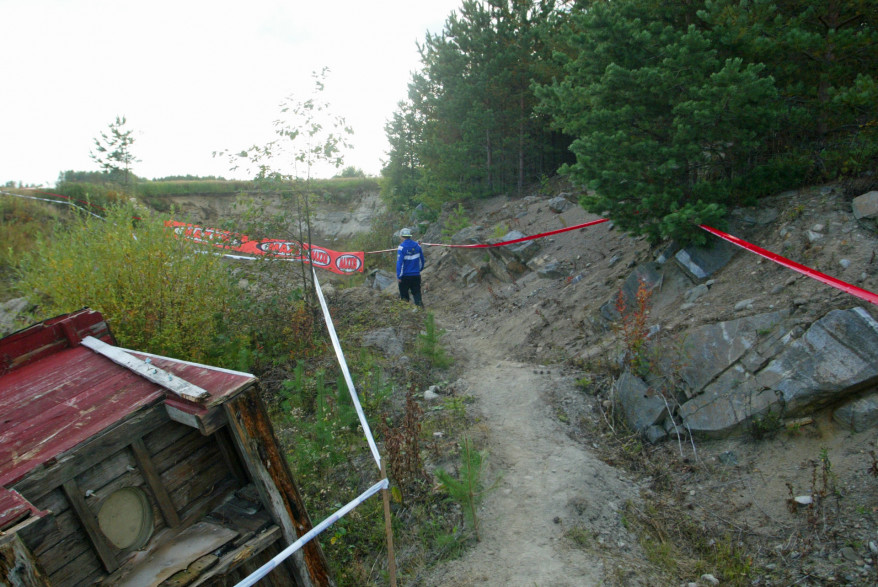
[{"xmin": 0, "ymin": 309, "xmax": 257, "ymax": 525}]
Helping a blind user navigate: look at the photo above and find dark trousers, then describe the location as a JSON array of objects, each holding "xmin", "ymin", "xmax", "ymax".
[{"xmin": 398, "ymin": 275, "xmax": 423, "ymax": 306}]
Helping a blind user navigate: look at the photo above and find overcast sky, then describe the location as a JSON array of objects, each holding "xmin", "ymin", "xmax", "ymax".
[{"xmin": 0, "ymin": 0, "xmax": 462, "ymax": 186}]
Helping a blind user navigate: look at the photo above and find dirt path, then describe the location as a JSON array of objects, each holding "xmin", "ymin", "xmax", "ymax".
[{"xmin": 420, "ymin": 321, "xmax": 642, "ymax": 586}]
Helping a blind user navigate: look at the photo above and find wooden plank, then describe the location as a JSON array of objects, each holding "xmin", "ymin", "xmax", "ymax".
[
  {"xmin": 12, "ymin": 404, "xmax": 169, "ymax": 501},
  {"xmin": 152, "ymin": 428, "xmax": 210, "ymax": 476},
  {"xmin": 0, "ymin": 523, "xmax": 52, "ymax": 586},
  {"xmin": 131, "ymin": 438, "xmax": 181, "ymax": 528},
  {"xmin": 48, "ymin": 546, "xmax": 103, "ymax": 587},
  {"xmin": 176, "ymin": 478, "xmax": 239, "ymax": 526},
  {"xmin": 143, "ymin": 420, "xmax": 190, "ymax": 456},
  {"xmin": 162, "ymin": 443, "xmax": 228, "ymax": 510},
  {"xmin": 168, "ymin": 457, "xmax": 231, "ymax": 515},
  {"xmin": 60, "ymin": 479, "xmax": 118, "ymax": 573},
  {"xmin": 100, "ymin": 521, "xmax": 236, "ymax": 586},
  {"xmin": 224, "ymin": 387, "xmax": 333, "ymax": 587},
  {"xmin": 81, "ymin": 336, "xmax": 210, "ymax": 403},
  {"xmin": 188, "ymin": 525, "xmax": 284, "ymax": 586},
  {"xmin": 40, "ymin": 532, "xmax": 94, "ymax": 576},
  {"xmin": 215, "ymin": 427, "xmax": 249, "ymax": 484},
  {"xmin": 165, "ymin": 402, "xmax": 228, "ymax": 436}
]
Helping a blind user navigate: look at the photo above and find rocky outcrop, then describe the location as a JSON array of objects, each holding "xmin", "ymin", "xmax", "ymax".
[{"xmin": 616, "ymin": 307, "xmax": 878, "ymax": 439}]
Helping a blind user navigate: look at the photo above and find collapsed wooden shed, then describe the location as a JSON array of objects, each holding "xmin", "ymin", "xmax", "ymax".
[{"xmin": 0, "ymin": 308, "xmax": 332, "ymax": 586}]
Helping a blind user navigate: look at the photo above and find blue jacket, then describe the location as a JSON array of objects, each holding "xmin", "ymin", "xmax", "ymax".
[{"xmin": 397, "ymin": 238, "xmax": 425, "ymax": 278}]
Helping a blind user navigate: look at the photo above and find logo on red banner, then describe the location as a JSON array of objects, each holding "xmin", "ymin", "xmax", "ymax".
[
  {"xmin": 165, "ymin": 221, "xmax": 365, "ymax": 275},
  {"xmin": 335, "ymin": 254, "xmax": 363, "ymax": 273},
  {"xmin": 256, "ymin": 240, "xmax": 303, "ymax": 257},
  {"xmin": 309, "ymin": 248, "xmax": 332, "ymax": 267}
]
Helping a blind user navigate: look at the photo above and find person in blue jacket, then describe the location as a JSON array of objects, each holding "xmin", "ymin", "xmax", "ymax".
[{"xmin": 396, "ymin": 227, "xmax": 425, "ymax": 307}]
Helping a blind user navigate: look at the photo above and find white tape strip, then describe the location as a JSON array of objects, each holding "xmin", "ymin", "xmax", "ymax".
[
  {"xmin": 233, "ymin": 478, "xmax": 388, "ymax": 587},
  {"xmin": 311, "ymin": 268, "xmax": 383, "ymax": 469},
  {"xmin": 0, "ymin": 190, "xmax": 104, "ymax": 218}
]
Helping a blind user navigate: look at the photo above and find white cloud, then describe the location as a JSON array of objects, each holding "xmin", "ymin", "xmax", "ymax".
[{"xmin": 0, "ymin": 0, "xmax": 459, "ymax": 185}]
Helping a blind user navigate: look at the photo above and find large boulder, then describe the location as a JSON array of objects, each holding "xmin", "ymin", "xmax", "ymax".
[
  {"xmin": 677, "ymin": 307, "xmax": 878, "ymax": 437},
  {"xmin": 755, "ymin": 308, "xmax": 878, "ymax": 414},
  {"xmin": 677, "ymin": 310, "xmax": 791, "ymax": 398}
]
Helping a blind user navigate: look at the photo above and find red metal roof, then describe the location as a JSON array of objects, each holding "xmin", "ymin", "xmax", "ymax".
[{"xmin": 0, "ymin": 308, "xmax": 257, "ymax": 530}]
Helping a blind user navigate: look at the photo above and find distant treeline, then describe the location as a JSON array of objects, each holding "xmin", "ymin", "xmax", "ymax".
[
  {"xmin": 382, "ymin": 0, "xmax": 877, "ymax": 244},
  {"xmin": 54, "ymin": 170, "xmax": 381, "ymax": 212}
]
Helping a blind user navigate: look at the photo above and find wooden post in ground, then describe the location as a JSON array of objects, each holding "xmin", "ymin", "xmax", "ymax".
[{"xmin": 380, "ymin": 461, "xmax": 397, "ymax": 587}]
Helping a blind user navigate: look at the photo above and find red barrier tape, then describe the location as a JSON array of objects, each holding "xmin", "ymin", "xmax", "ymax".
[
  {"xmin": 364, "ymin": 218, "xmax": 610, "ymax": 254},
  {"xmin": 700, "ymin": 224, "xmax": 878, "ymax": 306},
  {"xmin": 166, "ymin": 221, "xmax": 365, "ymax": 275}
]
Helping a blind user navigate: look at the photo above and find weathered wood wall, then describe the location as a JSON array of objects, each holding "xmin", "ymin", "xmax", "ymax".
[{"xmin": 14, "ymin": 409, "xmax": 239, "ymax": 586}]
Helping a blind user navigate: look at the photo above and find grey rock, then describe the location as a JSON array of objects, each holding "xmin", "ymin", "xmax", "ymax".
[
  {"xmin": 645, "ymin": 425, "xmax": 668, "ymax": 444},
  {"xmin": 674, "ymin": 240, "xmax": 737, "ymax": 280},
  {"xmin": 548, "ymin": 196, "xmax": 572, "ymax": 213},
  {"xmin": 600, "ymin": 263, "xmax": 664, "ymax": 322},
  {"xmin": 852, "ymin": 191, "xmax": 878, "ymax": 219},
  {"xmin": 655, "ymin": 242, "xmax": 680, "ymax": 265},
  {"xmin": 678, "ymin": 310, "xmax": 790, "ymax": 397},
  {"xmin": 806, "ymin": 229, "xmax": 824, "ymax": 243},
  {"xmin": 756, "ymin": 308, "xmax": 878, "ymax": 415},
  {"xmin": 614, "ymin": 372, "xmax": 669, "ymax": 433},
  {"xmin": 499, "ymin": 230, "xmax": 540, "ymax": 262},
  {"xmin": 684, "ymin": 284, "xmax": 709, "ymax": 303},
  {"xmin": 0, "ymin": 297, "xmax": 31, "ymax": 336},
  {"xmin": 362, "ymin": 328, "xmax": 404, "ymax": 358},
  {"xmin": 833, "ymin": 393, "xmax": 878, "ymax": 431},
  {"xmin": 731, "ymin": 207, "xmax": 779, "ymax": 226},
  {"xmin": 734, "ymin": 299, "xmax": 755, "ymax": 311},
  {"xmin": 536, "ymin": 261, "xmax": 566, "ymax": 279},
  {"xmin": 366, "ymin": 268, "xmax": 397, "ymax": 293},
  {"xmin": 680, "ymin": 365, "xmax": 780, "ymax": 437},
  {"xmin": 424, "ymin": 387, "xmax": 441, "ymax": 401},
  {"xmin": 450, "ymin": 225, "xmax": 484, "ymax": 245}
]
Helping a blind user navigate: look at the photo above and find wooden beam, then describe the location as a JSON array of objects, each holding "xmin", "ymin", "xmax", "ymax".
[
  {"xmin": 60, "ymin": 479, "xmax": 118, "ymax": 573},
  {"xmin": 0, "ymin": 525, "xmax": 52, "ymax": 586},
  {"xmin": 165, "ymin": 402, "xmax": 228, "ymax": 436},
  {"xmin": 130, "ymin": 438, "xmax": 181, "ymax": 528},
  {"xmin": 81, "ymin": 336, "xmax": 209, "ymax": 403},
  {"xmin": 215, "ymin": 427, "xmax": 249, "ymax": 485},
  {"xmin": 224, "ymin": 387, "xmax": 334, "ymax": 587}
]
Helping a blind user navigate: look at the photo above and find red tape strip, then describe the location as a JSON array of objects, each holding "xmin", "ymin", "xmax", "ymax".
[
  {"xmin": 700, "ymin": 224, "xmax": 878, "ymax": 306},
  {"xmin": 364, "ymin": 218, "xmax": 610, "ymax": 254}
]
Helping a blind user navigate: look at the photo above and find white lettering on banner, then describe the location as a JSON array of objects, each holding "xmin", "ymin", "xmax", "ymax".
[
  {"xmin": 309, "ymin": 249, "xmax": 331, "ymax": 267},
  {"xmin": 335, "ymin": 254, "xmax": 363, "ymax": 273},
  {"xmin": 256, "ymin": 240, "xmax": 302, "ymax": 257}
]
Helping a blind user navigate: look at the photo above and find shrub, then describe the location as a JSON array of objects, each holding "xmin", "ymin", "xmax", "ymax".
[{"xmin": 15, "ymin": 204, "xmax": 240, "ymax": 364}]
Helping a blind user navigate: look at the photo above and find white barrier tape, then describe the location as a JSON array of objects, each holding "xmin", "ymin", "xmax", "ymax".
[
  {"xmin": 311, "ymin": 268, "xmax": 383, "ymax": 469},
  {"xmin": 0, "ymin": 190, "xmax": 104, "ymax": 218},
  {"xmin": 233, "ymin": 478, "xmax": 388, "ymax": 587}
]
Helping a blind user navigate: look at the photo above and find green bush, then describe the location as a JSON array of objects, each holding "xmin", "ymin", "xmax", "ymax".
[{"xmin": 15, "ymin": 204, "xmax": 240, "ymax": 364}]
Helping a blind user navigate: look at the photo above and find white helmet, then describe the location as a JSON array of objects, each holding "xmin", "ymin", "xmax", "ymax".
[{"xmin": 400, "ymin": 227, "xmax": 413, "ymax": 237}]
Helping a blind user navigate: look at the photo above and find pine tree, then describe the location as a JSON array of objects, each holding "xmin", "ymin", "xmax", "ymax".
[{"xmin": 90, "ymin": 115, "xmax": 139, "ymax": 189}]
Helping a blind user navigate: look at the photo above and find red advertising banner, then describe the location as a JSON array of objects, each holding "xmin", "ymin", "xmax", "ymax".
[{"xmin": 166, "ymin": 221, "xmax": 364, "ymax": 275}]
